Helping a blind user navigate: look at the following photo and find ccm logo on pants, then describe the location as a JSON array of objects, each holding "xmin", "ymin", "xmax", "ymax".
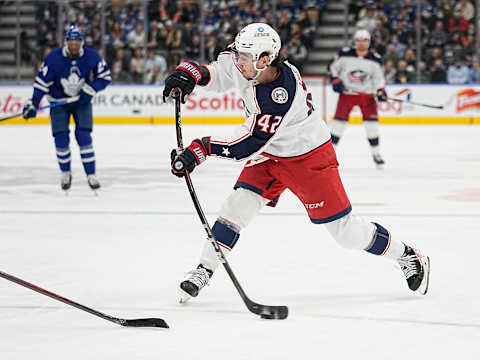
[{"xmin": 304, "ymin": 202, "xmax": 325, "ymax": 209}]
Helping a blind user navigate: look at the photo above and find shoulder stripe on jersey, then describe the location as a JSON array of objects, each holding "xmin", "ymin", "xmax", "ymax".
[
  {"xmin": 35, "ymin": 76, "xmax": 53, "ymax": 87},
  {"xmin": 98, "ymin": 70, "xmax": 111, "ymax": 78},
  {"xmin": 33, "ymin": 83, "xmax": 49, "ymax": 92},
  {"xmin": 82, "ymin": 83, "xmax": 96, "ymax": 96}
]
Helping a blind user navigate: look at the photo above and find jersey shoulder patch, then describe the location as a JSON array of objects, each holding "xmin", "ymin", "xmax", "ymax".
[{"xmin": 254, "ymin": 64, "xmax": 296, "ymax": 115}]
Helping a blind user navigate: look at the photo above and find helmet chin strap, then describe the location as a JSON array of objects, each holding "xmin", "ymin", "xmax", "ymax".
[{"xmin": 252, "ymin": 59, "xmax": 270, "ymax": 79}]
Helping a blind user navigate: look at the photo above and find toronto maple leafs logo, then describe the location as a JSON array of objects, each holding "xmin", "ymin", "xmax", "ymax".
[
  {"xmin": 271, "ymin": 87, "xmax": 288, "ymax": 104},
  {"xmin": 60, "ymin": 64, "xmax": 84, "ymax": 96}
]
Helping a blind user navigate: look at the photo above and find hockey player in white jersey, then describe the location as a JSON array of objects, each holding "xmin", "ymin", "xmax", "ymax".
[
  {"xmin": 328, "ymin": 29, "xmax": 387, "ymax": 168},
  {"xmin": 163, "ymin": 23, "xmax": 430, "ymax": 304}
]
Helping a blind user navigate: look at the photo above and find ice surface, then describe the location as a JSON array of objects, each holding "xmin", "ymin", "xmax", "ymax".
[{"xmin": 0, "ymin": 124, "xmax": 479, "ymax": 359}]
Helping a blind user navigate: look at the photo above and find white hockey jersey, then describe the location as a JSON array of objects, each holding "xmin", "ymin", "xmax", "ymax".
[
  {"xmin": 328, "ymin": 47, "xmax": 385, "ymax": 94},
  {"xmin": 201, "ymin": 48, "xmax": 331, "ymax": 161}
]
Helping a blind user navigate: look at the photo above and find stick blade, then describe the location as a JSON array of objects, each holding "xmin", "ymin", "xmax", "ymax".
[
  {"xmin": 260, "ymin": 306, "xmax": 288, "ymax": 320},
  {"xmin": 248, "ymin": 302, "xmax": 289, "ymax": 320},
  {"xmin": 122, "ymin": 318, "xmax": 169, "ymax": 328}
]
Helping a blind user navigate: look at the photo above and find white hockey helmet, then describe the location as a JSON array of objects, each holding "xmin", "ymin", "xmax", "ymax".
[
  {"xmin": 354, "ymin": 29, "xmax": 371, "ymax": 43},
  {"xmin": 234, "ymin": 23, "xmax": 281, "ymax": 65}
]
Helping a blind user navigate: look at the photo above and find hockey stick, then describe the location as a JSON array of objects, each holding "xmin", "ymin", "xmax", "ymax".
[
  {"xmin": 386, "ymin": 97, "xmax": 444, "ymax": 110},
  {"xmin": 344, "ymin": 90, "xmax": 445, "ymax": 110},
  {"xmin": 0, "ymin": 96, "xmax": 80, "ymax": 122},
  {"xmin": 173, "ymin": 90, "xmax": 288, "ymax": 320},
  {"xmin": 0, "ymin": 270, "xmax": 169, "ymax": 328}
]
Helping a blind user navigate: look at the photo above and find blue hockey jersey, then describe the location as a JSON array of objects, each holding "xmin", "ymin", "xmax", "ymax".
[{"xmin": 32, "ymin": 46, "xmax": 111, "ymax": 106}]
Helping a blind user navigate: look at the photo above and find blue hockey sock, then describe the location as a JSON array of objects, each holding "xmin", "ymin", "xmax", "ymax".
[
  {"xmin": 54, "ymin": 131, "xmax": 71, "ymax": 172},
  {"xmin": 365, "ymin": 222, "xmax": 391, "ymax": 255},
  {"xmin": 212, "ymin": 218, "xmax": 240, "ymax": 251},
  {"xmin": 368, "ymin": 137, "xmax": 379, "ymax": 146},
  {"xmin": 75, "ymin": 129, "xmax": 95, "ymax": 175}
]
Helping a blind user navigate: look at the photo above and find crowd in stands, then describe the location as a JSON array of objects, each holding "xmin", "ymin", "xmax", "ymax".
[
  {"xmin": 351, "ymin": 0, "xmax": 479, "ymax": 84},
  {"xmin": 29, "ymin": 0, "xmax": 480, "ymax": 84},
  {"xmin": 33, "ymin": 0, "xmax": 323, "ymax": 84}
]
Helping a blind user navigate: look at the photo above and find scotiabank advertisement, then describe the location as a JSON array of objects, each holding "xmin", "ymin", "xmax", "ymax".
[{"xmin": 2, "ymin": 83, "xmax": 480, "ymax": 124}]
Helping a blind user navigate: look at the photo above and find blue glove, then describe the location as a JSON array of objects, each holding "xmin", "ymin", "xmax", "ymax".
[
  {"xmin": 331, "ymin": 77, "xmax": 345, "ymax": 93},
  {"xmin": 78, "ymin": 90, "xmax": 93, "ymax": 105},
  {"xmin": 22, "ymin": 101, "xmax": 37, "ymax": 120},
  {"xmin": 376, "ymin": 88, "xmax": 388, "ymax": 102}
]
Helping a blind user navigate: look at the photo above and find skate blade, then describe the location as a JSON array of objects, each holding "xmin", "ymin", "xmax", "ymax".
[
  {"xmin": 179, "ymin": 288, "xmax": 192, "ymax": 304},
  {"xmin": 417, "ymin": 256, "xmax": 430, "ymax": 295},
  {"xmin": 375, "ymin": 163, "xmax": 385, "ymax": 170}
]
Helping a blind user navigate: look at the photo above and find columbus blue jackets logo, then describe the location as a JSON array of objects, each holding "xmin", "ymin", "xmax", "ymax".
[
  {"xmin": 271, "ymin": 87, "xmax": 288, "ymax": 104},
  {"xmin": 348, "ymin": 70, "xmax": 368, "ymax": 83}
]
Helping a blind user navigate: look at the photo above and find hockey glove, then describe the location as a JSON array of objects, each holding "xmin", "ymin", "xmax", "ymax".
[
  {"xmin": 22, "ymin": 101, "xmax": 37, "ymax": 120},
  {"xmin": 163, "ymin": 61, "xmax": 208, "ymax": 104},
  {"xmin": 170, "ymin": 137, "xmax": 211, "ymax": 177},
  {"xmin": 78, "ymin": 89, "xmax": 93, "ymax": 105},
  {"xmin": 331, "ymin": 77, "xmax": 345, "ymax": 93},
  {"xmin": 376, "ymin": 88, "xmax": 388, "ymax": 102}
]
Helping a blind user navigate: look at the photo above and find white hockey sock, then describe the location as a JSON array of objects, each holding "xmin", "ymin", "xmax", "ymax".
[
  {"xmin": 364, "ymin": 121, "xmax": 381, "ymax": 155},
  {"xmin": 370, "ymin": 145, "xmax": 380, "ymax": 156},
  {"xmin": 200, "ymin": 238, "xmax": 228, "ymax": 272},
  {"xmin": 324, "ymin": 214, "xmax": 405, "ymax": 261},
  {"xmin": 382, "ymin": 238, "xmax": 405, "ymax": 261},
  {"xmin": 330, "ymin": 119, "xmax": 348, "ymax": 144}
]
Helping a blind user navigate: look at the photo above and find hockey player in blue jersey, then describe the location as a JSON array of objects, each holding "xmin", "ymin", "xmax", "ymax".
[{"xmin": 22, "ymin": 26, "xmax": 111, "ymax": 191}]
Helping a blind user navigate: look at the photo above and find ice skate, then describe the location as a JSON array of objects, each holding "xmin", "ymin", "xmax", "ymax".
[
  {"xmin": 87, "ymin": 174, "xmax": 101, "ymax": 193},
  {"xmin": 60, "ymin": 171, "xmax": 72, "ymax": 192},
  {"xmin": 179, "ymin": 264, "xmax": 213, "ymax": 303},
  {"xmin": 398, "ymin": 245, "xmax": 430, "ymax": 295},
  {"xmin": 372, "ymin": 154, "xmax": 385, "ymax": 169}
]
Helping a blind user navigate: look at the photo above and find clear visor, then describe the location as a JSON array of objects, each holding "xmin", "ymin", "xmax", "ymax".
[{"xmin": 234, "ymin": 51, "xmax": 255, "ymax": 66}]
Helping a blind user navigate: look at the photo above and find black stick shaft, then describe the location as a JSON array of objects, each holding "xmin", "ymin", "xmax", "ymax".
[
  {"xmin": 0, "ymin": 270, "xmax": 122, "ymax": 324},
  {"xmin": 387, "ymin": 97, "xmax": 443, "ymax": 109},
  {"xmin": 174, "ymin": 93, "xmax": 249, "ymax": 295},
  {"xmin": 0, "ymin": 270, "xmax": 168, "ymax": 328},
  {"xmin": 173, "ymin": 93, "xmax": 287, "ymax": 318}
]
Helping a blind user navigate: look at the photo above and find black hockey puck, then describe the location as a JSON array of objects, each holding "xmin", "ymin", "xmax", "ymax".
[{"xmin": 260, "ymin": 314, "xmax": 275, "ymax": 320}]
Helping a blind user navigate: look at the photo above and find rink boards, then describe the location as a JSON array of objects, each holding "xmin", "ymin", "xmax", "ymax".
[{"xmin": 2, "ymin": 82, "xmax": 480, "ymax": 125}]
